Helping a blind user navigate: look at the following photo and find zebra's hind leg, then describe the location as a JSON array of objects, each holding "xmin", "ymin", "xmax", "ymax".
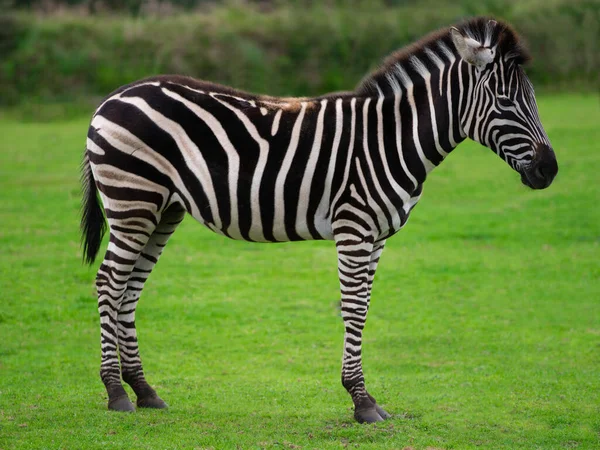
[
  {"xmin": 335, "ymin": 229, "xmax": 389, "ymax": 423},
  {"xmin": 119, "ymin": 204, "xmax": 186, "ymax": 409},
  {"xmin": 96, "ymin": 213, "xmax": 157, "ymax": 412}
]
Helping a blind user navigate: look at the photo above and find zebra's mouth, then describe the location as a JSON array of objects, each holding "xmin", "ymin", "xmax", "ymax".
[
  {"xmin": 519, "ymin": 143, "xmax": 558, "ymax": 190},
  {"xmin": 520, "ymin": 170, "xmax": 538, "ymax": 189},
  {"xmin": 521, "ymin": 169, "xmax": 550, "ymax": 190},
  {"xmin": 520, "ymin": 163, "xmax": 557, "ymax": 190}
]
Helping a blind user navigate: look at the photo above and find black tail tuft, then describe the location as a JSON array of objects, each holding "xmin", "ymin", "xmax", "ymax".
[{"xmin": 80, "ymin": 152, "xmax": 106, "ymax": 265}]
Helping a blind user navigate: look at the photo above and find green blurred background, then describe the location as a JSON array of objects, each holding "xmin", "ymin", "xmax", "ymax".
[{"xmin": 1, "ymin": 0, "xmax": 598, "ymax": 119}]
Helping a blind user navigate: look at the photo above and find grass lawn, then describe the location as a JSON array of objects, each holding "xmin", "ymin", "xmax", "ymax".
[{"xmin": 0, "ymin": 94, "xmax": 598, "ymax": 449}]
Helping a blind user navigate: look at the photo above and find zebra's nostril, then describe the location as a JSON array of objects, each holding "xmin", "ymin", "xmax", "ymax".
[
  {"xmin": 535, "ymin": 158, "xmax": 558, "ymax": 184},
  {"xmin": 535, "ymin": 167, "xmax": 544, "ymax": 179},
  {"xmin": 536, "ymin": 165, "xmax": 551, "ymax": 180}
]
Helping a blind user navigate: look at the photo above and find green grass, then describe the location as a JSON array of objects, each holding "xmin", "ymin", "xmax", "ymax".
[{"xmin": 0, "ymin": 93, "xmax": 599, "ymax": 449}]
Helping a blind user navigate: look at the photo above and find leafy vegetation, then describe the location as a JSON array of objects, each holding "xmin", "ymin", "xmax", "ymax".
[
  {"xmin": 1, "ymin": 0, "xmax": 598, "ymax": 115},
  {"xmin": 1, "ymin": 94, "xmax": 598, "ymax": 448}
]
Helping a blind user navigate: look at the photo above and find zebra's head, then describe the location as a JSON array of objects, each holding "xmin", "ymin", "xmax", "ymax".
[{"xmin": 451, "ymin": 19, "xmax": 558, "ymax": 189}]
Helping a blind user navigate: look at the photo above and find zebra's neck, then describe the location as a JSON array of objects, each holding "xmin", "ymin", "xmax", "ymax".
[{"xmin": 355, "ymin": 37, "xmax": 471, "ymax": 183}]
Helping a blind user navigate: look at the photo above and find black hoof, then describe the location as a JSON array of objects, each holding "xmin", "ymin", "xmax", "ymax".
[
  {"xmin": 375, "ymin": 404, "xmax": 391, "ymax": 420},
  {"xmin": 365, "ymin": 393, "xmax": 391, "ymax": 420},
  {"xmin": 108, "ymin": 395, "xmax": 135, "ymax": 412},
  {"xmin": 354, "ymin": 407, "xmax": 385, "ymax": 424},
  {"xmin": 137, "ymin": 395, "xmax": 168, "ymax": 409}
]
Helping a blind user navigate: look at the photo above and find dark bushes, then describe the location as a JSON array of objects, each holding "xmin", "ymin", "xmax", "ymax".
[{"xmin": 0, "ymin": 0, "xmax": 597, "ymax": 109}]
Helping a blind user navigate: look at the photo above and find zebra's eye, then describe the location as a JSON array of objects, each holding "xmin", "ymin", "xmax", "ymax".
[{"xmin": 497, "ymin": 96, "xmax": 514, "ymax": 108}]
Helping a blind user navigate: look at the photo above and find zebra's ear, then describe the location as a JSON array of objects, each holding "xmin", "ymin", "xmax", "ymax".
[{"xmin": 450, "ymin": 27, "xmax": 494, "ymax": 68}]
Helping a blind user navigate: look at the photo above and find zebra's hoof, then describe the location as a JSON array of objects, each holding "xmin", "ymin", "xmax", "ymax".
[
  {"xmin": 137, "ymin": 395, "xmax": 168, "ymax": 409},
  {"xmin": 354, "ymin": 406, "xmax": 385, "ymax": 424},
  {"xmin": 108, "ymin": 395, "xmax": 136, "ymax": 412},
  {"xmin": 375, "ymin": 404, "xmax": 391, "ymax": 420}
]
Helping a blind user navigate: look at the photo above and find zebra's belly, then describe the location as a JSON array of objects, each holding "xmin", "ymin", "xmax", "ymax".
[
  {"xmin": 192, "ymin": 188, "xmax": 422, "ymax": 243},
  {"xmin": 191, "ymin": 198, "xmax": 335, "ymax": 243}
]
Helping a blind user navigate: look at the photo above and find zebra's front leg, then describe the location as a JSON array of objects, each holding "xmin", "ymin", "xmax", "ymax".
[
  {"xmin": 336, "ymin": 233, "xmax": 389, "ymax": 423},
  {"xmin": 364, "ymin": 240, "xmax": 391, "ymax": 420}
]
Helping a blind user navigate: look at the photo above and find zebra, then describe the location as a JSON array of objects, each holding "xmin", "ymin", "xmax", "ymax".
[{"xmin": 81, "ymin": 17, "xmax": 558, "ymax": 423}]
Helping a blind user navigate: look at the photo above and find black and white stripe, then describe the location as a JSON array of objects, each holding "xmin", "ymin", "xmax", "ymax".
[{"xmin": 81, "ymin": 17, "xmax": 557, "ymax": 421}]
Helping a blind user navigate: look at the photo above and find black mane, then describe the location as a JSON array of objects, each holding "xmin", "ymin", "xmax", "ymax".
[{"xmin": 356, "ymin": 17, "xmax": 530, "ymax": 96}]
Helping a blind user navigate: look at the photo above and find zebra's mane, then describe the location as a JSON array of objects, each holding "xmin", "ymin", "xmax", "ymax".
[{"xmin": 356, "ymin": 17, "xmax": 531, "ymax": 96}]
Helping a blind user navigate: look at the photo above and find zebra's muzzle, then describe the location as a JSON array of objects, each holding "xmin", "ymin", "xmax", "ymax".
[{"xmin": 520, "ymin": 144, "xmax": 558, "ymax": 190}]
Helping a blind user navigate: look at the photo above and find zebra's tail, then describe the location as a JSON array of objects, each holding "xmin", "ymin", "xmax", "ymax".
[{"xmin": 80, "ymin": 151, "xmax": 106, "ymax": 265}]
